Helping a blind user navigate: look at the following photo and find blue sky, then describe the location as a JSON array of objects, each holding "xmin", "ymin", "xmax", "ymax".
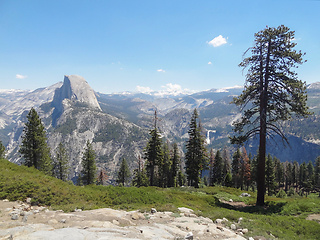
[{"xmin": 1, "ymin": 0, "xmax": 319, "ymax": 94}]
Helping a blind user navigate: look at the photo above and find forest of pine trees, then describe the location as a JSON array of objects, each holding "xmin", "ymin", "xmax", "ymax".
[{"xmin": 2, "ymin": 107, "xmax": 320, "ymax": 197}]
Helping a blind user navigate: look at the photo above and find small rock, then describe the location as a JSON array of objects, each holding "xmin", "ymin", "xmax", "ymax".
[
  {"xmin": 249, "ymin": 238, "xmax": 254, "ymax": 240},
  {"xmin": 253, "ymin": 236, "xmax": 266, "ymax": 240},
  {"xmin": 215, "ymin": 219, "xmax": 223, "ymax": 224},
  {"xmin": 151, "ymin": 208, "xmax": 157, "ymax": 214},
  {"xmin": 230, "ymin": 224, "xmax": 237, "ymax": 230},
  {"xmin": 222, "ymin": 217, "xmax": 228, "ymax": 222},
  {"xmin": 112, "ymin": 220, "xmax": 120, "ymax": 225},
  {"xmin": 241, "ymin": 228, "xmax": 248, "ymax": 234},
  {"xmin": 189, "ymin": 213, "xmax": 197, "ymax": 218},
  {"xmin": 11, "ymin": 214, "xmax": 19, "ymax": 220},
  {"xmin": 206, "ymin": 229, "xmax": 210, "ymax": 232},
  {"xmin": 20, "ymin": 211, "xmax": 25, "ymax": 216},
  {"xmin": 238, "ymin": 217, "xmax": 243, "ymax": 223},
  {"xmin": 33, "ymin": 209, "xmax": 40, "ymax": 214},
  {"xmin": 5, "ymin": 208, "xmax": 12, "ymax": 212},
  {"xmin": 1, "ymin": 234, "xmax": 12, "ymax": 240},
  {"xmin": 240, "ymin": 193, "xmax": 251, "ymax": 197},
  {"xmin": 131, "ymin": 212, "xmax": 142, "ymax": 220},
  {"xmin": 48, "ymin": 219, "xmax": 59, "ymax": 224},
  {"xmin": 241, "ymin": 228, "xmax": 249, "ymax": 234},
  {"xmin": 59, "ymin": 219, "xmax": 66, "ymax": 223},
  {"xmin": 26, "ymin": 198, "xmax": 32, "ymax": 204},
  {"xmin": 140, "ymin": 229, "xmax": 143, "ymax": 233},
  {"xmin": 217, "ymin": 226, "xmax": 224, "ymax": 231},
  {"xmin": 74, "ymin": 208, "xmax": 82, "ymax": 212},
  {"xmin": 22, "ymin": 215, "xmax": 28, "ymax": 222},
  {"xmin": 3, "ymin": 199, "xmax": 9, "ymax": 202},
  {"xmin": 56, "ymin": 210, "xmax": 64, "ymax": 213},
  {"xmin": 185, "ymin": 231, "xmax": 193, "ymax": 239},
  {"xmin": 229, "ymin": 199, "xmax": 233, "ymax": 202}
]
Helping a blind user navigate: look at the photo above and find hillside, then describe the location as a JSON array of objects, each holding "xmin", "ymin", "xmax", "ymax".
[{"xmin": 0, "ymin": 158, "xmax": 320, "ymax": 239}]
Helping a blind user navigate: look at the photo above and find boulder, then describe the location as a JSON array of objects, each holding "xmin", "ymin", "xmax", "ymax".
[
  {"xmin": 240, "ymin": 193, "xmax": 251, "ymax": 197},
  {"xmin": 230, "ymin": 224, "xmax": 237, "ymax": 230},
  {"xmin": 11, "ymin": 214, "xmax": 19, "ymax": 220},
  {"xmin": 185, "ymin": 231, "xmax": 193, "ymax": 239}
]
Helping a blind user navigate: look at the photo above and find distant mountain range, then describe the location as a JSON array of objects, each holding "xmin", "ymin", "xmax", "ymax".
[{"xmin": 1, "ymin": 75, "xmax": 320, "ymax": 182}]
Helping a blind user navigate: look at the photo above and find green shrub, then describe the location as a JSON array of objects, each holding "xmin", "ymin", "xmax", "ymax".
[
  {"xmin": 288, "ymin": 187, "xmax": 296, "ymax": 196},
  {"xmin": 276, "ymin": 189, "xmax": 287, "ymax": 198}
]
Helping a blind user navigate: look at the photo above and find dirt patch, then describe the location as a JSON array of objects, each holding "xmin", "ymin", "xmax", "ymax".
[
  {"xmin": 306, "ymin": 214, "xmax": 320, "ymax": 223},
  {"xmin": 220, "ymin": 200, "xmax": 248, "ymax": 208}
]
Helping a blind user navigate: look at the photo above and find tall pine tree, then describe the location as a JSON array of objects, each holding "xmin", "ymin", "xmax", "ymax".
[
  {"xmin": 80, "ymin": 140, "xmax": 97, "ymax": 185},
  {"xmin": 116, "ymin": 158, "xmax": 131, "ymax": 186},
  {"xmin": 53, "ymin": 142, "xmax": 69, "ymax": 181},
  {"xmin": 241, "ymin": 147, "xmax": 251, "ymax": 190},
  {"xmin": 209, "ymin": 149, "xmax": 214, "ymax": 186},
  {"xmin": 19, "ymin": 108, "xmax": 52, "ymax": 175},
  {"xmin": 265, "ymin": 154, "xmax": 277, "ymax": 196},
  {"xmin": 132, "ymin": 155, "xmax": 149, "ymax": 187},
  {"xmin": 144, "ymin": 111, "xmax": 163, "ymax": 186},
  {"xmin": 185, "ymin": 109, "xmax": 207, "ymax": 188},
  {"xmin": 212, "ymin": 150, "xmax": 224, "ymax": 185},
  {"xmin": 232, "ymin": 148, "xmax": 241, "ymax": 188},
  {"xmin": 314, "ymin": 156, "xmax": 320, "ymax": 192},
  {"xmin": 231, "ymin": 26, "xmax": 311, "ymax": 206},
  {"xmin": 169, "ymin": 143, "xmax": 180, "ymax": 187},
  {"xmin": 0, "ymin": 141, "xmax": 5, "ymax": 159}
]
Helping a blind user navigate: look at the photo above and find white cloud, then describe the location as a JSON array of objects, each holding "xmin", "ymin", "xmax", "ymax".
[
  {"xmin": 207, "ymin": 35, "xmax": 227, "ymax": 47},
  {"xmin": 208, "ymin": 62, "xmax": 212, "ymax": 65},
  {"xmin": 16, "ymin": 74, "xmax": 27, "ymax": 79},
  {"xmin": 135, "ymin": 83, "xmax": 195, "ymax": 97},
  {"xmin": 157, "ymin": 69, "xmax": 165, "ymax": 73},
  {"xmin": 136, "ymin": 86, "xmax": 153, "ymax": 93},
  {"xmin": 161, "ymin": 83, "xmax": 182, "ymax": 93}
]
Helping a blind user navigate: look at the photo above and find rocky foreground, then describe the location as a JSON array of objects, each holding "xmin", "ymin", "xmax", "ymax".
[{"xmin": 0, "ymin": 199, "xmax": 251, "ymax": 240}]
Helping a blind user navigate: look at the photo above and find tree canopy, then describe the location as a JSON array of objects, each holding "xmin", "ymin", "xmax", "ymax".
[
  {"xmin": 19, "ymin": 108, "xmax": 52, "ymax": 175},
  {"xmin": 185, "ymin": 109, "xmax": 207, "ymax": 188},
  {"xmin": 52, "ymin": 142, "xmax": 69, "ymax": 181},
  {"xmin": 0, "ymin": 141, "xmax": 5, "ymax": 159},
  {"xmin": 144, "ymin": 111, "xmax": 163, "ymax": 186},
  {"xmin": 80, "ymin": 140, "xmax": 97, "ymax": 185},
  {"xmin": 116, "ymin": 158, "xmax": 131, "ymax": 186},
  {"xmin": 230, "ymin": 25, "xmax": 311, "ymax": 206}
]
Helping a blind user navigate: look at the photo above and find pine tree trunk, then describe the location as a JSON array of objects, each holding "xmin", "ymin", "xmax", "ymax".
[{"xmin": 256, "ymin": 40, "xmax": 271, "ymax": 206}]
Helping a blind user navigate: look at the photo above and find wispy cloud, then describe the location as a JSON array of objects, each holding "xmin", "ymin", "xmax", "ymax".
[
  {"xmin": 16, "ymin": 74, "xmax": 27, "ymax": 79},
  {"xmin": 207, "ymin": 35, "xmax": 227, "ymax": 47},
  {"xmin": 208, "ymin": 62, "xmax": 212, "ymax": 65},
  {"xmin": 157, "ymin": 69, "xmax": 165, "ymax": 73},
  {"xmin": 136, "ymin": 86, "xmax": 153, "ymax": 93}
]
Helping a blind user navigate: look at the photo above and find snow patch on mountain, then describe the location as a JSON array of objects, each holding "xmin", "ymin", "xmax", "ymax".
[{"xmin": 214, "ymin": 85, "xmax": 243, "ymax": 93}]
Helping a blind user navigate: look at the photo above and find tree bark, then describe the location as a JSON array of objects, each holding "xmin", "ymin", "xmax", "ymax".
[{"xmin": 256, "ymin": 40, "xmax": 271, "ymax": 206}]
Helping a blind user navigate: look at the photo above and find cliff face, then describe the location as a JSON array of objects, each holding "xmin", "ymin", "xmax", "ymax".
[
  {"xmin": 5, "ymin": 75, "xmax": 148, "ymax": 183},
  {"xmin": 52, "ymin": 75, "xmax": 101, "ymax": 113}
]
